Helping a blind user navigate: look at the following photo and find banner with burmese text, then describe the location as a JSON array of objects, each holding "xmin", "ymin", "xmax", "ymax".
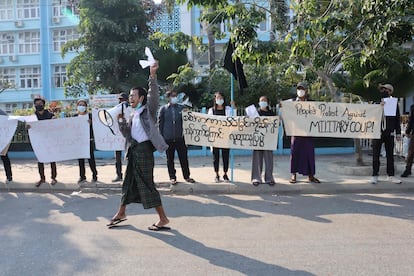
[
  {"xmin": 182, "ymin": 111, "xmax": 280, "ymax": 150},
  {"xmin": 281, "ymin": 101, "xmax": 383, "ymax": 139}
]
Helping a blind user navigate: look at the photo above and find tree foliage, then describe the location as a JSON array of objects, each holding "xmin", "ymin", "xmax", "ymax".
[{"xmin": 62, "ymin": 0, "xmax": 162, "ymax": 96}]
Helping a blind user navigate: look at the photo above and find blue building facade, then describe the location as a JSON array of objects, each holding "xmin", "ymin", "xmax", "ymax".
[{"xmin": 0, "ymin": 0, "xmax": 80, "ymax": 112}]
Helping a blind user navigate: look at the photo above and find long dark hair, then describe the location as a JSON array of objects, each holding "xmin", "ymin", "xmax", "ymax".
[{"xmin": 213, "ymin": 91, "xmax": 226, "ymax": 110}]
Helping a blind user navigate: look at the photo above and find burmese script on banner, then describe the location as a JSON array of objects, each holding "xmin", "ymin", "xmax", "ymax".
[
  {"xmin": 28, "ymin": 116, "xmax": 90, "ymax": 163},
  {"xmin": 0, "ymin": 116, "xmax": 18, "ymax": 154},
  {"xmin": 182, "ymin": 111, "xmax": 280, "ymax": 150},
  {"xmin": 281, "ymin": 101, "xmax": 383, "ymax": 139}
]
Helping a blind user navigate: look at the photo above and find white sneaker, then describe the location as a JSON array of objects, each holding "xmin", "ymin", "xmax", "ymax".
[
  {"xmin": 388, "ymin": 176, "xmax": 402, "ymax": 184},
  {"xmin": 370, "ymin": 176, "xmax": 378, "ymax": 184}
]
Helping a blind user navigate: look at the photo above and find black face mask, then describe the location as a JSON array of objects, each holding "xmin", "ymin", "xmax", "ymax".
[
  {"xmin": 380, "ymin": 90, "xmax": 389, "ymax": 98},
  {"xmin": 35, "ymin": 105, "xmax": 44, "ymax": 112}
]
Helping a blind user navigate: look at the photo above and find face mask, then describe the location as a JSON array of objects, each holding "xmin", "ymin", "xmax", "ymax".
[
  {"xmin": 135, "ymin": 102, "xmax": 142, "ymax": 110},
  {"xmin": 259, "ymin": 101, "xmax": 268, "ymax": 108},
  {"xmin": 35, "ymin": 105, "xmax": 44, "ymax": 112},
  {"xmin": 381, "ymin": 90, "xmax": 389, "ymax": 98},
  {"xmin": 216, "ymin": 99, "xmax": 224, "ymax": 106},
  {"xmin": 170, "ymin": 97, "xmax": 178, "ymax": 104},
  {"xmin": 297, "ymin": 89, "xmax": 306, "ymax": 98},
  {"xmin": 77, "ymin": 106, "xmax": 86, "ymax": 113}
]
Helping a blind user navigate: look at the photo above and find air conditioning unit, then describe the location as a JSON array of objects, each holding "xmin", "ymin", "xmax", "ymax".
[
  {"xmin": 9, "ymin": 55, "xmax": 17, "ymax": 62},
  {"xmin": 6, "ymin": 35, "xmax": 14, "ymax": 42},
  {"xmin": 52, "ymin": 17, "xmax": 61, "ymax": 24},
  {"xmin": 15, "ymin": 20, "xmax": 24, "ymax": 28}
]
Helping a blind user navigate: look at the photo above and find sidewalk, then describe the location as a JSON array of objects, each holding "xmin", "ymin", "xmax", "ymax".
[{"xmin": 1, "ymin": 153, "xmax": 414, "ymax": 194}]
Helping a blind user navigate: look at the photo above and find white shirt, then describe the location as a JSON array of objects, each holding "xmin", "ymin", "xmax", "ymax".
[{"xmin": 131, "ymin": 107, "xmax": 149, "ymax": 143}]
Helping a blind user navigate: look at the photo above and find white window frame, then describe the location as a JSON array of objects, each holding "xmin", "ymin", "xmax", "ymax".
[
  {"xmin": 0, "ymin": 68, "xmax": 16, "ymax": 87},
  {"xmin": 20, "ymin": 67, "xmax": 41, "ymax": 89},
  {"xmin": 16, "ymin": 0, "xmax": 40, "ymax": 19},
  {"xmin": 0, "ymin": 33, "xmax": 14, "ymax": 55},
  {"xmin": 53, "ymin": 28, "xmax": 79, "ymax": 52},
  {"xmin": 18, "ymin": 31, "xmax": 40, "ymax": 54},
  {"xmin": 0, "ymin": 0, "xmax": 13, "ymax": 20},
  {"xmin": 53, "ymin": 65, "xmax": 67, "ymax": 88}
]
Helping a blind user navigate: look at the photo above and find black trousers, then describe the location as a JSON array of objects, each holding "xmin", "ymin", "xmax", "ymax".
[
  {"xmin": 372, "ymin": 134, "xmax": 395, "ymax": 176},
  {"xmin": 1, "ymin": 154, "xmax": 12, "ymax": 180},
  {"xmin": 213, "ymin": 147, "xmax": 230, "ymax": 174},
  {"xmin": 166, "ymin": 137, "xmax": 190, "ymax": 180},
  {"xmin": 38, "ymin": 162, "xmax": 57, "ymax": 180},
  {"xmin": 115, "ymin": 150, "xmax": 122, "ymax": 177},
  {"xmin": 404, "ymin": 135, "xmax": 414, "ymax": 172},
  {"xmin": 78, "ymin": 142, "xmax": 97, "ymax": 179}
]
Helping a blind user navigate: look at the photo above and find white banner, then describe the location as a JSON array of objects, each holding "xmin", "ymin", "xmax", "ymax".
[
  {"xmin": 92, "ymin": 109, "xmax": 126, "ymax": 151},
  {"xmin": 182, "ymin": 111, "xmax": 280, "ymax": 150},
  {"xmin": 0, "ymin": 116, "xmax": 18, "ymax": 154},
  {"xmin": 28, "ymin": 117, "xmax": 90, "ymax": 162},
  {"xmin": 281, "ymin": 101, "xmax": 383, "ymax": 139}
]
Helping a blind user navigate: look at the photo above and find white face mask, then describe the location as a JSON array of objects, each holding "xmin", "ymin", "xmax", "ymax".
[
  {"xmin": 259, "ymin": 101, "xmax": 268, "ymax": 108},
  {"xmin": 170, "ymin": 97, "xmax": 178, "ymax": 104},
  {"xmin": 216, "ymin": 99, "xmax": 224, "ymax": 106},
  {"xmin": 77, "ymin": 106, "xmax": 86, "ymax": 113},
  {"xmin": 297, "ymin": 89, "xmax": 306, "ymax": 98}
]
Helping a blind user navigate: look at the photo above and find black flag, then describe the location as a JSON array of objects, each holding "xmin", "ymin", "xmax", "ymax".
[{"xmin": 223, "ymin": 42, "xmax": 248, "ymax": 92}]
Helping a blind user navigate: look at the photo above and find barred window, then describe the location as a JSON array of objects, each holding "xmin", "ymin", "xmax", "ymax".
[
  {"xmin": 0, "ymin": 0, "xmax": 13, "ymax": 20},
  {"xmin": 18, "ymin": 31, "xmax": 40, "ymax": 54},
  {"xmin": 16, "ymin": 0, "xmax": 40, "ymax": 19},
  {"xmin": 0, "ymin": 33, "xmax": 14, "ymax": 55},
  {"xmin": 53, "ymin": 28, "xmax": 79, "ymax": 52},
  {"xmin": 53, "ymin": 65, "xmax": 67, "ymax": 88}
]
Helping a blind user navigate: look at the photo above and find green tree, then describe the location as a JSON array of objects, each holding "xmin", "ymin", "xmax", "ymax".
[{"xmin": 62, "ymin": 0, "xmax": 162, "ymax": 97}]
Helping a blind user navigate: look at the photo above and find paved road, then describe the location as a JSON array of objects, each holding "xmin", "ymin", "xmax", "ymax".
[{"xmin": 1, "ymin": 192, "xmax": 413, "ymax": 275}]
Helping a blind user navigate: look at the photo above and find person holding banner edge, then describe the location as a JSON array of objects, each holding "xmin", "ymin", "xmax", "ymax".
[
  {"xmin": 107, "ymin": 61, "xmax": 171, "ymax": 231},
  {"xmin": 0, "ymin": 108, "xmax": 13, "ymax": 184},
  {"xmin": 401, "ymin": 103, "xmax": 414, "ymax": 178},
  {"xmin": 27, "ymin": 97, "xmax": 58, "ymax": 187},
  {"xmin": 371, "ymin": 84, "xmax": 402, "ymax": 184},
  {"xmin": 251, "ymin": 96, "xmax": 276, "ymax": 186},
  {"xmin": 112, "ymin": 92, "xmax": 129, "ymax": 182},
  {"xmin": 75, "ymin": 99, "xmax": 98, "ymax": 184},
  {"xmin": 289, "ymin": 82, "xmax": 320, "ymax": 184},
  {"xmin": 208, "ymin": 92, "xmax": 234, "ymax": 183}
]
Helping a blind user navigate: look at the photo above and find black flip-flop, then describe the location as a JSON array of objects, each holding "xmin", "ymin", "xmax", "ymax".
[
  {"xmin": 107, "ymin": 218, "xmax": 127, "ymax": 227},
  {"xmin": 148, "ymin": 224, "xmax": 171, "ymax": 231}
]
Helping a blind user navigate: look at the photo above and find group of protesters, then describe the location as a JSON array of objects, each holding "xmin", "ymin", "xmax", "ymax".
[{"xmin": 0, "ymin": 60, "xmax": 409, "ymax": 230}]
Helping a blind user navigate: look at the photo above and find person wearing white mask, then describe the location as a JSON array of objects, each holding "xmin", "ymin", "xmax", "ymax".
[
  {"xmin": 158, "ymin": 90, "xmax": 195, "ymax": 185},
  {"xmin": 208, "ymin": 92, "xmax": 234, "ymax": 182},
  {"xmin": 75, "ymin": 99, "xmax": 98, "ymax": 183},
  {"xmin": 289, "ymin": 82, "xmax": 320, "ymax": 184},
  {"xmin": 251, "ymin": 96, "xmax": 276, "ymax": 186}
]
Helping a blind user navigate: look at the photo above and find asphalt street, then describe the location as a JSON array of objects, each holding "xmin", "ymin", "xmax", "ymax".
[{"xmin": 1, "ymin": 192, "xmax": 414, "ymax": 275}]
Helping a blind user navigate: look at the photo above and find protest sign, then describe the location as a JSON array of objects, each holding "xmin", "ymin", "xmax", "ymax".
[
  {"xmin": 0, "ymin": 116, "xmax": 18, "ymax": 154},
  {"xmin": 281, "ymin": 101, "xmax": 383, "ymax": 139},
  {"xmin": 92, "ymin": 109, "xmax": 126, "ymax": 151},
  {"xmin": 28, "ymin": 117, "xmax": 90, "ymax": 162},
  {"xmin": 182, "ymin": 111, "xmax": 280, "ymax": 150}
]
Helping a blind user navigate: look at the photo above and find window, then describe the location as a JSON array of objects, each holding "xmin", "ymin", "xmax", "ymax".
[
  {"xmin": 0, "ymin": 0, "xmax": 13, "ymax": 20},
  {"xmin": 0, "ymin": 68, "xmax": 16, "ymax": 86},
  {"xmin": 20, "ymin": 67, "xmax": 41, "ymax": 88},
  {"xmin": 53, "ymin": 65, "xmax": 67, "ymax": 88},
  {"xmin": 52, "ymin": 0, "xmax": 80, "ymax": 17},
  {"xmin": 53, "ymin": 28, "xmax": 79, "ymax": 52},
  {"xmin": 16, "ymin": 0, "xmax": 39, "ymax": 19},
  {"xmin": 0, "ymin": 33, "xmax": 14, "ymax": 55},
  {"xmin": 18, "ymin": 31, "xmax": 40, "ymax": 53}
]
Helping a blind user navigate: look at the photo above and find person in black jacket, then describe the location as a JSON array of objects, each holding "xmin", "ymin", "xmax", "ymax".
[
  {"xmin": 158, "ymin": 90, "xmax": 195, "ymax": 185},
  {"xmin": 371, "ymin": 84, "xmax": 402, "ymax": 184},
  {"xmin": 401, "ymin": 104, "xmax": 414, "ymax": 177},
  {"xmin": 75, "ymin": 99, "xmax": 98, "ymax": 183},
  {"xmin": 30, "ymin": 97, "xmax": 58, "ymax": 187}
]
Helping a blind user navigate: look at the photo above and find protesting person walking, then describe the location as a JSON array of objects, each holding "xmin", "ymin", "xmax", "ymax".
[{"xmin": 108, "ymin": 61, "xmax": 171, "ymax": 231}]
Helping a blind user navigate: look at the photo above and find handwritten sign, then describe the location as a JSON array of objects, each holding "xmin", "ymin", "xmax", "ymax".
[
  {"xmin": 28, "ymin": 117, "xmax": 90, "ymax": 162},
  {"xmin": 182, "ymin": 111, "xmax": 280, "ymax": 150},
  {"xmin": 0, "ymin": 116, "xmax": 18, "ymax": 154},
  {"xmin": 92, "ymin": 109, "xmax": 126, "ymax": 151},
  {"xmin": 281, "ymin": 101, "xmax": 383, "ymax": 139}
]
